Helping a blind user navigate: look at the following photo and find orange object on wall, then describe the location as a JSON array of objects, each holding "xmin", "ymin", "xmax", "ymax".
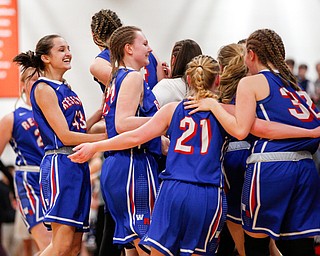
[{"xmin": 0, "ymin": 0, "xmax": 19, "ymax": 97}]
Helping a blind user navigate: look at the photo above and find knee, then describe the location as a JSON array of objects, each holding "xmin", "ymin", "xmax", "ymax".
[
  {"xmin": 70, "ymin": 243, "xmax": 82, "ymax": 256},
  {"xmin": 52, "ymin": 241, "xmax": 73, "ymax": 256}
]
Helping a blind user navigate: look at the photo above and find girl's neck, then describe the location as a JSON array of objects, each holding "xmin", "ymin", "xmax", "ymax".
[
  {"xmin": 121, "ymin": 58, "xmax": 143, "ymax": 71},
  {"xmin": 25, "ymin": 97, "xmax": 31, "ymax": 106},
  {"xmin": 44, "ymin": 72, "xmax": 64, "ymax": 82},
  {"xmin": 256, "ymin": 62, "xmax": 276, "ymax": 72},
  {"xmin": 44, "ymin": 68, "xmax": 66, "ymax": 82},
  {"xmin": 119, "ymin": 65, "xmax": 135, "ymax": 71}
]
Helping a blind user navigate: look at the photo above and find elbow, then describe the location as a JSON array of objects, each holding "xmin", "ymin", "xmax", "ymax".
[
  {"xmin": 88, "ymin": 121, "xmax": 106, "ymax": 134},
  {"xmin": 130, "ymin": 136, "xmax": 142, "ymax": 147},
  {"xmin": 60, "ymin": 138, "xmax": 74, "ymax": 146},
  {"xmin": 115, "ymin": 124, "xmax": 127, "ymax": 135},
  {"xmin": 234, "ymin": 134, "xmax": 247, "ymax": 141},
  {"xmin": 89, "ymin": 64, "xmax": 97, "ymax": 77},
  {"xmin": 58, "ymin": 132, "xmax": 75, "ymax": 146},
  {"xmin": 231, "ymin": 130, "xmax": 249, "ymax": 141}
]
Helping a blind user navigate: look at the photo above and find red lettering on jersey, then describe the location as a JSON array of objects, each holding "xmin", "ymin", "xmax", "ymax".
[{"xmin": 143, "ymin": 217, "xmax": 150, "ymax": 225}]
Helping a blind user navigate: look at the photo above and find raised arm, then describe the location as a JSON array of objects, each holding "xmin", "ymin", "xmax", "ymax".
[
  {"xmin": 89, "ymin": 56, "xmax": 112, "ymax": 87},
  {"xmin": 68, "ymin": 102, "xmax": 177, "ymax": 163}
]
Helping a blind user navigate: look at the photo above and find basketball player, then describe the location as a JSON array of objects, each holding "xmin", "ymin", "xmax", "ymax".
[
  {"xmin": 14, "ymin": 35, "xmax": 106, "ymax": 256},
  {"xmin": 0, "ymin": 66, "xmax": 51, "ymax": 254},
  {"xmin": 185, "ymin": 29, "xmax": 320, "ymax": 256}
]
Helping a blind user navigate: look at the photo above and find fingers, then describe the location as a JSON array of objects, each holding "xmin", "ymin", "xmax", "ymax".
[
  {"xmin": 184, "ymin": 103, "xmax": 198, "ymax": 110},
  {"xmin": 162, "ymin": 62, "xmax": 169, "ymax": 77},
  {"xmin": 68, "ymin": 152, "xmax": 78, "ymax": 161},
  {"xmin": 188, "ymin": 108, "xmax": 198, "ymax": 115},
  {"xmin": 183, "ymin": 100, "xmax": 195, "ymax": 105},
  {"xmin": 183, "ymin": 100, "xmax": 199, "ymax": 114},
  {"xmin": 72, "ymin": 145, "xmax": 81, "ymax": 151},
  {"xmin": 183, "ymin": 99, "xmax": 198, "ymax": 107},
  {"xmin": 184, "ymin": 101, "xmax": 199, "ymax": 111},
  {"xmin": 68, "ymin": 150, "xmax": 86, "ymax": 163}
]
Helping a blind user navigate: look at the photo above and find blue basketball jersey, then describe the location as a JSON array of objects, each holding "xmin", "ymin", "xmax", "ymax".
[
  {"xmin": 95, "ymin": 49, "xmax": 158, "ymax": 91},
  {"xmin": 30, "ymin": 77, "xmax": 91, "ymax": 232},
  {"xmin": 10, "ymin": 106, "xmax": 44, "ymax": 166},
  {"xmin": 10, "ymin": 106, "xmax": 45, "ymax": 232},
  {"xmin": 141, "ymin": 52, "xmax": 158, "ymax": 90},
  {"xmin": 97, "ymin": 48, "xmax": 110, "ymax": 61},
  {"xmin": 253, "ymin": 71, "xmax": 320, "ymax": 154},
  {"xmin": 161, "ymin": 100, "xmax": 228, "ymax": 186},
  {"xmin": 104, "ymin": 68, "xmax": 161, "ymax": 156},
  {"xmin": 30, "ymin": 77, "xmax": 87, "ymax": 150}
]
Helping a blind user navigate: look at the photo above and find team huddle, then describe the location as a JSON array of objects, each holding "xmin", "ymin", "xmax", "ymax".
[{"xmin": 1, "ymin": 8, "xmax": 320, "ymax": 256}]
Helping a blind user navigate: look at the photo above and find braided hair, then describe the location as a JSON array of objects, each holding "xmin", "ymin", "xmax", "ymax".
[
  {"xmin": 246, "ymin": 29, "xmax": 299, "ymax": 90},
  {"xmin": 170, "ymin": 39, "xmax": 202, "ymax": 79},
  {"xmin": 91, "ymin": 9, "xmax": 122, "ymax": 48},
  {"xmin": 104, "ymin": 26, "xmax": 142, "ymax": 93},
  {"xmin": 186, "ymin": 55, "xmax": 220, "ymax": 100}
]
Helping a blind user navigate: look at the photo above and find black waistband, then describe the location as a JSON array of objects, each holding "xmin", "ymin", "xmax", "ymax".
[{"xmin": 104, "ymin": 147, "xmax": 147, "ymax": 157}]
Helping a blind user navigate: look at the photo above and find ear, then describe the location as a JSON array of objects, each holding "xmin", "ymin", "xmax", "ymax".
[
  {"xmin": 186, "ymin": 75, "xmax": 191, "ymax": 85},
  {"xmin": 248, "ymin": 49, "xmax": 255, "ymax": 61},
  {"xmin": 214, "ymin": 75, "xmax": 220, "ymax": 87},
  {"xmin": 41, "ymin": 54, "xmax": 50, "ymax": 64},
  {"xmin": 219, "ymin": 64, "xmax": 224, "ymax": 73},
  {"xmin": 171, "ymin": 55, "xmax": 176, "ymax": 68},
  {"xmin": 125, "ymin": 43, "xmax": 133, "ymax": 55}
]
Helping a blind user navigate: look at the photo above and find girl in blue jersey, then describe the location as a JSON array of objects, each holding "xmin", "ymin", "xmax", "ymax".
[
  {"xmin": 90, "ymin": 9, "xmax": 165, "ymax": 91},
  {"xmin": 217, "ymin": 43, "xmax": 282, "ymax": 256},
  {"xmin": 69, "ymin": 55, "xmax": 226, "ymax": 256},
  {"xmin": 90, "ymin": 9, "xmax": 122, "ymax": 92},
  {"xmin": 216, "ymin": 43, "xmax": 249, "ymax": 256},
  {"xmin": 186, "ymin": 29, "xmax": 320, "ymax": 256},
  {"xmin": 91, "ymin": 12, "xmax": 165, "ymax": 256},
  {"xmin": 14, "ymin": 35, "xmax": 107, "ymax": 256},
  {"xmin": 96, "ymin": 25, "xmax": 163, "ymax": 256},
  {"xmin": 0, "ymin": 66, "xmax": 51, "ymax": 254},
  {"xmin": 90, "ymin": 10, "xmax": 124, "ymax": 256}
]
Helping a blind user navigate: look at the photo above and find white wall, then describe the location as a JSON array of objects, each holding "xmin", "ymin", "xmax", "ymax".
[{"xmin": 1, "ymin": 0, "xmax": 320, "ymax": 164}]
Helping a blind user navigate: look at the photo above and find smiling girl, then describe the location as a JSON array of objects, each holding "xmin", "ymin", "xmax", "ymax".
[
  {"xmin": 96, "ymin": 26, "xmax": 162, "ymax": 256},
  {"xmin": 14, "ymin": 34, "xmax": 106, "ymax": 256}
]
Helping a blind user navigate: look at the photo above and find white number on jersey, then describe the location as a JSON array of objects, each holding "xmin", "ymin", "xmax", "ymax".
[
  {"xmin": 174, "ymin": 116, "xmax": 211, "ymax": 154},
  {"xmin": 72, "ymin": 110, "xmax": 86, "ymax": 130},
  {"xmin": 34, "ymin": 128, "xmax": 44, "ymax": 148},
  {"xmin": 280, "ymin": 87, "xmax": 320, "ymax": 121}
]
